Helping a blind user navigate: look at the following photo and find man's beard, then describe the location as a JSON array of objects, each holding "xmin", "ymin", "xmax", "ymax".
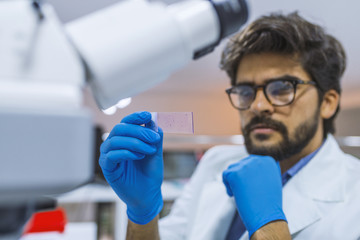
[{"xmin": 242, "ymin": 109, "xmax": 320, "ymax": 161}]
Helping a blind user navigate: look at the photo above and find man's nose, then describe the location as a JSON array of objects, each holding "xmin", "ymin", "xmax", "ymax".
[{"xmin": 249, "ymin": 89, "xmax": 275, "ymax": 115}]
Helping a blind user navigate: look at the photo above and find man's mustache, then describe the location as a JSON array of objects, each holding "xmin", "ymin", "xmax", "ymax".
[{"xmin": 243, "ymin": 116, "xmax": 288, "ymax": 136}]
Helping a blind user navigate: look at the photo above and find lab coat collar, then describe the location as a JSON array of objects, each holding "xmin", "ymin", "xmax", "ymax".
[
  {"xmin": 283, "ymin": 134, "xmax": 346, "ymax": 234},
  {"xmin": 286, "ymin": 134, "xmax": 345, "ymax": 202}
]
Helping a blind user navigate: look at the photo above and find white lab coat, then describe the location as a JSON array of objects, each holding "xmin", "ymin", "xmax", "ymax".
[{"xmin": 159, "ymin": 135, "xmax": 360, "ymax": 240}]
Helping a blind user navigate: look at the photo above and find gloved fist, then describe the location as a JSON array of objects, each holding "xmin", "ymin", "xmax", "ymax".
[
  {"xmin": 222, "ymin": 155, "xmax": 287, "ymax": 237},
  {"xmin": 99, "ymin": 111, "xmax": 164, "ymax": 225}
]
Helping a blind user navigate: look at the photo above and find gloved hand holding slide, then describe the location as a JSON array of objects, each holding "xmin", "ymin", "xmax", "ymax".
[
  {"xmin": 99, "ymin": 111, "xmax": 194, "ymax": 225},
  {"xmin": 99, "ymin": 111, "xmax": 164, "ymax": 225}
]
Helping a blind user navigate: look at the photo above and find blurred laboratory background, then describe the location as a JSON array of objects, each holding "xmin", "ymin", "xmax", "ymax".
[{"xmin": 37, "ymin": 0, "xmax": 360, "ymax": 239}]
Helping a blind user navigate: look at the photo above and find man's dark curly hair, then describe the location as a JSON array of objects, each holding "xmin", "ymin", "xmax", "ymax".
[{"xmin": 220, "ymin": 12, "xmax": 347, "ymax": 137}]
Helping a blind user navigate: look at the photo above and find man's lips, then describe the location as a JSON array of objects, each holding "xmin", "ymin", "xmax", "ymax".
[{"xmin": 250, "ymin": 124, "xmax": 278, "ymax": 134}]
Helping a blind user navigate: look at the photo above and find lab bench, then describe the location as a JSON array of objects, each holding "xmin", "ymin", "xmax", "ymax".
[{"xmin": 56, "ymin": 180, "xmax": 187, "ymax": 240}]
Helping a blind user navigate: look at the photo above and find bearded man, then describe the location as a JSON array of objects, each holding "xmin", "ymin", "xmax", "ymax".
[{"xmin": 99, "ymin": 12, "xmax": 360, "ymax": 240}]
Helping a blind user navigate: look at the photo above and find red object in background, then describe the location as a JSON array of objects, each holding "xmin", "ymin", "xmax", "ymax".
[{"xmin": 23, "ymin": 207, "xmax": 67, "ymax": 234}]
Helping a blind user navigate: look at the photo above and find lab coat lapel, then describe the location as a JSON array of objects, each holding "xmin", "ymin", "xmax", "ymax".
[
  {"xmin": 282, "ymin": 178, "xmax": 322, "ymax": 234},
  {"xmin": 283, "ymin": 135, "xmax": 346, "ymax": 235},
  {"xmin": 189, "ymin": 176, "xmax": 236, "ymax": 240}
]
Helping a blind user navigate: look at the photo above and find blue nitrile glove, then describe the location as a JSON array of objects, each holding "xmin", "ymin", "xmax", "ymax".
[
  {"xmin": 222, "ymin": 155, "xmax": 287, "ymax": 237},
  {"xmin": 99, "ymin": 111, "xmax": 164, "ymax": 225}
]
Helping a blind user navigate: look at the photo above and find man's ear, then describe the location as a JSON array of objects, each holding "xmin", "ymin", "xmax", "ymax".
[{"xmin": 320, "ymin": 89, "xmax": 340, "ymax": 119}]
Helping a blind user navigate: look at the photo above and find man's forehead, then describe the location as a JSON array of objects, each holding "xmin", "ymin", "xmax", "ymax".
[{"xmin": 235, "ymin": 53, "xmax": 310, "ymax": 84}]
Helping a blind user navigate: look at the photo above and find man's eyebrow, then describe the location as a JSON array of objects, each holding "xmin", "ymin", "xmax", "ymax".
[
  {"xmin": 235, "ymin": 75, "xmax": 302, "ymax": 85},
  {"xmin": 235, "ymin": 80, "xmax": 254, "ymax": 85},
  {"xmin": 266, "ymin": 75, "xmax": 302, "ymax": 82}
]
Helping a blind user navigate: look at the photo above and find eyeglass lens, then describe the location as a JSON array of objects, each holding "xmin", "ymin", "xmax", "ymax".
[
  {"xmin": 266, "ymin": 80, "xmax": 295, "ymax": 106},
  {"xmin": 229, "ymin": 80, "xmax": 296, "ymax": 109},
  {"xmin": 231, "ymin": 85, "xmax": 254, "ymax": 109}
]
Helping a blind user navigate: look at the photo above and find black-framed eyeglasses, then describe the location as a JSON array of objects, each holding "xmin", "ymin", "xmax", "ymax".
[{"xmin": 225, "ymin": 76, "xmax": 317, "ymax": 110}]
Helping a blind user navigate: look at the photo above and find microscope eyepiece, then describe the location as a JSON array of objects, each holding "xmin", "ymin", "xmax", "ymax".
[
  {"xmin": 211, "ymin": 0, "xmax": 249, "ymax": 39},
  {"xmin": 193, "ymin": 0, "xmax": 248, "ymax": 59}
]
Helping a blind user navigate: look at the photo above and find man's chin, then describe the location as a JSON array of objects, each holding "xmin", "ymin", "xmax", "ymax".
[
  {"xmin": 251, "ymin": 131, "xmax": 282, "ymax": 143},
  {"xmin": 245, "ymin": 140, "xmax": 283, "ymax": 159},
  {"xmin": 252, "ymin": 133, "xmax": 272, "ymax": 141},
  {"xmin": 246, "ymin": 133, "xmax": 283, "ymax": 150}
]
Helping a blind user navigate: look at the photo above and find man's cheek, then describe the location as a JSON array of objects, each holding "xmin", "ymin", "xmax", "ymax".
[{"xmin": 239, "ymin": 116, "xmax": 250, "ymax": 131}]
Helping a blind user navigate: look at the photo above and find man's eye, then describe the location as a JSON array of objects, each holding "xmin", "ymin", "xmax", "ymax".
[
  {"xmin": 273, "ymin": 87, "xmax": 291, "ymax": 95},
  {"xmin": 235, "ymin": 86, "xmax": 253, "ymax": 97},
  {"xmin": 268, "ymin": 82, "xmax": 293, "ymax": 96},
  {"xmin": 239, "ymin": 89, "xmax": 252, "ymax": 97}
]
